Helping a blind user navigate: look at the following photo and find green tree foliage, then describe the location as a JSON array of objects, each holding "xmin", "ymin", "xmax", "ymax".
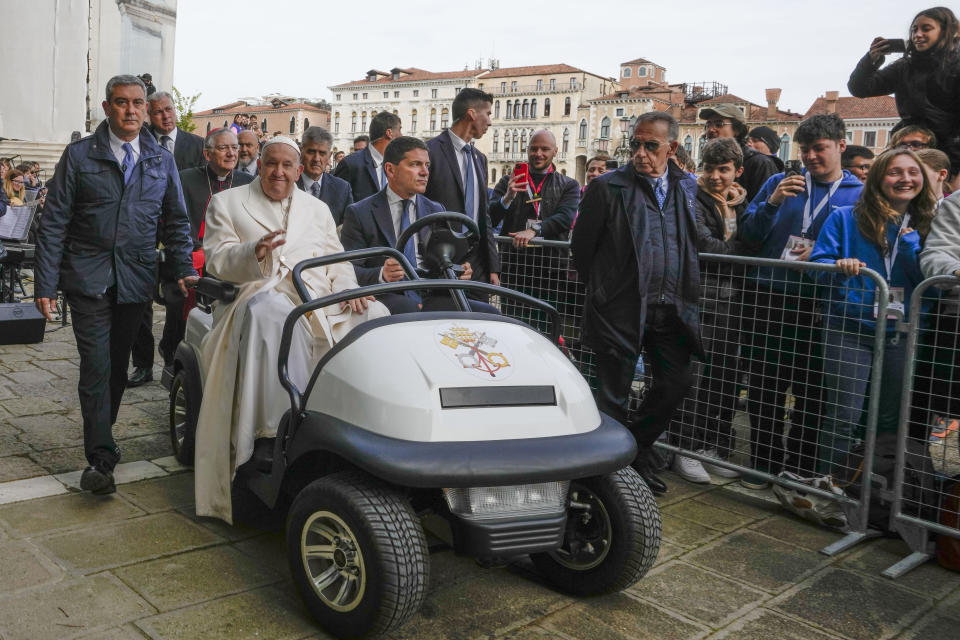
[{"xmin": 172, "ymin": 87, "xmax": 201, "ymax": 133}]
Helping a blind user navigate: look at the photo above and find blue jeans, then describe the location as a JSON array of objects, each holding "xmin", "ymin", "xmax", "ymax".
[{"xmin": 819, "ymin": 318, "xmax": 905, "ymax": 475}]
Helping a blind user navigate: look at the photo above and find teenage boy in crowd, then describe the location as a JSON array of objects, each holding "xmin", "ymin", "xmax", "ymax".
[
  {"xmin": 737, "ymin": 113, "xmax": 863, "ymax": 488},
  {"xmin": 699, "ymin": 103, "xmax": 780, "ymax": 202},
  {"xmin": 841, "ymin": 145, "xmax": 875, "ymax": 183}
]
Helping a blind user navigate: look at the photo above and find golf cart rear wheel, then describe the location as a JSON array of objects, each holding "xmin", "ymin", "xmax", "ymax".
[
  {"xmin": 531, "ymin": 467, "xmax": 661, "ymax": 595},
  {"xmin": 287, "ymin": 471, "xmax": 429, "ymax": 638},
  {"xmin": 168, "ymin": 369, "xmax": 198, "ymax": 466}
]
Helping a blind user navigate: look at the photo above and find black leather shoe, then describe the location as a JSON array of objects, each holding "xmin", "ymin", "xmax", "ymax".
[
  {"xmin": 127, "ymin": 367, "xmax": 154, "ymax": 387},
  {"xmin": 631, "ymin": 462, "xmax": 668, "ymax": 495},
  {"xmin": 80, "ymin": 465, "xmax": 116, "ymax": 495}
]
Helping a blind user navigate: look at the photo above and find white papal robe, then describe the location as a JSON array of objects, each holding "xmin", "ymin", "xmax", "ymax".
[{"xmin": 194, "ymin": 178, "xmax": 388, "ymax": 523}]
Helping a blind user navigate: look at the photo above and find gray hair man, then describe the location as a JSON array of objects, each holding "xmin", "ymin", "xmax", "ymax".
[
  {"xmin": 297, "ymin": 126, "xmax": 354, "ymax": 225},
  {"xmin": 237, "ymin": 129, "xmax": 260, "ymax": 176},
  {"xmin": 147, "ymin": 90, "xmax": 205, "ymax": 171}
]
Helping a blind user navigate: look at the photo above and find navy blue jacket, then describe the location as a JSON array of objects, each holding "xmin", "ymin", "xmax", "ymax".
[
  {"xmin": 572, "ymin": 163, "xmax": 702, "ymax": 357},
  {"xmin": 340, "ymin": 188, "xmax": 443, "ymax": 286},
  {"xmin": 35, "ymin": 121, "xmax": 196, "ymax": 303},
  {"xmin": 296, "ymin": 173, "xmax": 354, "ymax": 226},
  {"xmin": 333, "ymin": 147, "xmax": 380, "ymax": 202}
]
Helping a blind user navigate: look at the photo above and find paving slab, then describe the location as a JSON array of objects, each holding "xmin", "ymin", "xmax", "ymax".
[
  {"xmin": 114, "ymin": 433, "xmax": 175, "ymax": 462},
  {"xmin": 0, "ymin": 454, "xmax": 50, "ymax": 481},
  {"xmin": 234, "ymin": 531, "xmax": 291, "ymax": 578},
  {"xmin": 899, "ymin": 610, "xmax": 960, "ymax": 639},
  {"xmin": 654, "ymin": 540, "xmax": 685, "ymax": 567},
  {"xmin": 628, "ymin": 561, "xmax": 767, "ymax": 629},
  {"xmin": 839, "ymin": 537, "xmax": 960, "ymax": 600},
  {"xmin": 0, "ymin": 431, "xmax": 32, "ymax": 457},
  {"xmin": 135, "ymin": 586, "xmax": 317, "ymax": 640},
  {"xmin": 539, "ymin": 593, "xmax": 709, "ymax": 640},
  {"xmin": 1, "ymin": 397, "xmax": 65, "ymax": 417},
  {"xmin": 114, "ymin": 545, "xmax": 282, "ymax": 611},
  {"xmin": 685, "ymin": 530, "xmax": 830, "ymax": 594},
  {"xmin": 749, "ymin": 514, "xmax": 845, "ymax": 552},
  {"xmin": 117, "ymin": 472, "xmax": 195, "ymax": 513},
  {"xmin": 152, "ymin": 455, "xmax": 188, "ymax": 473},
  {"xmin": 0, "ymin": 539, "xmax": 64, "ymax": 594},
  {"xmin": 0, "ymin": 490, "xmax": 143, "ymax": 536},
  {"xmin": 710, "ymin": 608, "xmax": 844, "ymax": 639},
  {"xmin": 935, "ymin": 586, "xmax": 960, "ymax": 620},
  {"xmin": 56, "ymin": 460, "xmax": 167, "ymax": 490},
  {"xmin": 0, "ymin": 574, "xmax": 154, "ymax": 640},
  {"xmin": 655, "ymin": 472, "xmax": 716, "ymax": 506},
  {"xmin": 492, "ymin": 626, "xmax": 557, "ymax": 639},
  {"xmin": 772, "ymin": 568, "xmax": 929, "ymax": 640},
  {"xmin": 662, "ymin": 499, "xmax": 758, "ymax": 534},
  {"xmin": 38, "ymin": 511, "xmax": 223, "ymax": 572},
  {"xmin": 661, "ymin": 512, "xmax": 724, "ymax": 548},
  {"xmin": 690, "ymin": 488, "xmax": 780, "ymax": 519},
  {"xmin": 0, "ymin": 475, "xmax": 69, "ymax": 506},
  {"xmin": 8, "ymin": 413, "xmax": 85, "ymax": 450},
  {"xmin": 76, "ymin": 625, "xmax": 150, "ymax": 639},
  {"xmin": 28, "ymin": 445, "xmax": 89, "ymax": 474}
]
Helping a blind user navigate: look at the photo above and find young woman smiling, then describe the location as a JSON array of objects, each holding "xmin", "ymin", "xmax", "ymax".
[{"xmin": 809, "ymin": 149, "xmax": 938, "ymax": 474}]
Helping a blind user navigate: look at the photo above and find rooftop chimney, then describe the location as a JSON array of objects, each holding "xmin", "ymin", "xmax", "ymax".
[
  {"xmin": 825, "ymin": 91, "xmax": 839, "ymax": 114},
  {"xmin": 765, "ymin": 88, "xmax": 782, "ymax": 119}
]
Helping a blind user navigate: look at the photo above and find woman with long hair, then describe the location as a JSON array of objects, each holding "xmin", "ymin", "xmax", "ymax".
[
  {"xmin": 3, "ymin": 169, "xmax": 26, "ymax": 206},
  {"xmin": 810, "ymin": 148, "xmax": 938, "ymax": 474},
  {"xmin": 848, "ymin": 7, "xmax": 960, "ymax": 190}
]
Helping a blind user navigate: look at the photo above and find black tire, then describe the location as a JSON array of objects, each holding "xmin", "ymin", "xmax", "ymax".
[
  {"xmin": 286, "ymin": 471, "xmax": 429, "ymax": 638},
  {"xmin": 168, "ymin": 369, "xmax": 199, "ymax": 466},
  {"xmin": 531, "ymin": 466, "xmax": 661, "ymax": 595}
]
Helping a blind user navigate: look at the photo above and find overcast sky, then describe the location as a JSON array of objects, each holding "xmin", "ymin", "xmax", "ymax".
[{"xmin": 174, "ymin": 0, "xmax": 920, "ymax": 114}]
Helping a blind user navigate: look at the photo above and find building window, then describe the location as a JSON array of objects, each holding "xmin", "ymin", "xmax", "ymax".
[
  {"xmin": 262, "ymin": 118, "xmax": 267, "ymax": 131},
  {"xmin": 503, "ymin": 131, "xmax": 510, "ymax": 153},
  {"xmin": 513, "ymin": 130, "xmax": 519, "ymax": 153},
  {"xmin": 531, "ymin": 99, "xmax": 537, "ymax": 118},
  {"xmin": 493, "ymin": 130, "xmax": 498, "ymax": 152},
  {"xmin": 495, "ymin": 100, "xmax": 500, "ymax": 119},
  {"xmin": 579, "ymin": 119, "xmax": 587, "ymax": 140},
  {"xmin": 431, "ymin": 88, "xmax": 438, "ymax": 98},
  {"xmin": 544, "ymin": 98, "xmax": 551, "ymax": 117},
  {"xmin": 500, "ymin": 82, "xmax": 506, "ymax": 93},
  {"xmin": 570, "ymin": 77, "xmax": 577, "ymax": 89},
  {"xmin": 222, "ymin": 120, "xmax": 228, "ymax": 128},
  {"xmin": 491, "ymin": 168, "xmax": 497, "ymax": 182},
  {"xmin": 863, "ymin": 130, "xmax": 877, "ymax": 147},
  {"xmin": 600, "ymin": 117, "xmax": 611, "ymax": 138},
  {"xmin": 410, "ymin": 109, "xmax": 417, "ymax": 132},
  {"xmin": 622, "ymin": 67, "xmax": 632, "ymax": 78},
  {"xmin": 304, "ymin": 117, "xmax": 310, "ymax": 129},
  {"xmin": 564, "ymin": 97, "xmax": 571, "ymax": 116},
  {"xmin": 616, "ymin": 108, "xmax": 624, "ymax": 117},
  {"xmin": 505, "ymin": 100, "xmax": 511, "ymax": 120},
  {"xmin": 336, "ymin": 94, "xmax": 341, "ymax": 101},
  {"xmin": 638, "ymin": 67, "xmax": 647, "ymax": 77},
  {"xmin": 441, "ymin": 107, "xmax": 449, "ymax": 129},
  {"xmin": 394, "ymin": 91, "xmax": 400, "ymax": 98},
  {"xmin": 383, "ymin": 91, "xmax": 389, "ymax": 99},
  {"xmin": 511, "ymin": 81, "xmax": 518, "ymax": 92},
  {"xmin": 289, "ymin": 116, "xmax": 296, "ymax": 134},
  {"xmin": 537, "ymin": 79, "xmax": 543, "ymax": 91},
  {"xmin": 846, "ymin": 131, "xmax": 854, "ymax": 142},
  {"xmin": 684, "ymin": 135, "xmax": 693, "ymax": 155},
  {"xmin": 368, "ymin": 73, "xmax": 376, "ymax": 81},
  {"xmin": 562, "ymin": 128, "xmax": 569, "ymax": 152},
  {"xmin": 779, "ymin": 134, "xmax": 791, "ymax": 161},
  {"xmin": 513, "ymin": 101, "xmax": 520, "ymax": 119},
  {"xmin": 455, "ymin": 87, "xmax": 461, "ymax": 94},
  {"xmin": 549, "ymin": 78, "xmax": 556, "ymax": 91},
  {"xmin": 334, "ymin": 112, "xmax": 340, "ymax": 133},
  {"xmin": 520, "ymin": 129, "xmax": 527, "ymax": 153},
  {"xmin": 430, "ymin": 108, "xmax": 436, "ymax": 131},
  {"xmin": 361, "ymin": 112, "xmax": 367, "ymax": 131},
  {"xmin": 206, "ymin": 122, "xmax": 211, "ymax": 133},
  {"xmin": 353, "ymin": 93, "xmax": 358, "ymax": 100},
  {"xmin": 522, "ymin": 99, "xmax": 529, "ymax": 119},
  {"xmin": 362, "ymin": 92, "xmax": 368, "ymax": 99},
  {"xmin": 413, "ymin": 89, "xmax": 419, "ymax": 97}
]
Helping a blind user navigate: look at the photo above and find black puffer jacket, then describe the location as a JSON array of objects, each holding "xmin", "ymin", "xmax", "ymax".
[
  {"xmin": 738, "ymin": 145, "xmax": 780, "ymax": 204},
  {"xmin": 848, "ymin": 49, "xmax": 960, "ymax": 172}
]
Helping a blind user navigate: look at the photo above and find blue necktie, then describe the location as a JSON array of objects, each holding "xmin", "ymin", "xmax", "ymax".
[
  {"xmin": 121, "ymin": 142, "xmax": 135, "ymax": 184},
  {"xmin": 462, "ymin": 145, "xmax": 476, "ymax": 221},
  {"xmin": 655, "ymin": 176, "xmax": 666, "ymax": 210},
  {"xmin": 398, "ymin": 199, "xmax": 421, "ymax": 302},
  {"xmin": 310, "ymin": 181, "xmax": 322, "ymax": 199}
]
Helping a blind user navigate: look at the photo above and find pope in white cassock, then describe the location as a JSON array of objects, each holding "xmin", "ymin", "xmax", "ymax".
[{"xmin": 195, "ymin": 136, "xmax": 389, "ymax": 523}]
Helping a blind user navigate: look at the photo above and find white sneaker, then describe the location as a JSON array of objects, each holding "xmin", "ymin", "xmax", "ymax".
[
  {"xmin": 672, "ymin": 454, "xmax": 711, "ymax": 484},
  {"xmin": 699, "ymin": 448, "xmax": 741, "ymax": 479}
]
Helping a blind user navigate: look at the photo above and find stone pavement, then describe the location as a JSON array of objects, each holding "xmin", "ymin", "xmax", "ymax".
[{"xmin": 1, "ymin": 307, "xmax": 959, "ymax": 639}]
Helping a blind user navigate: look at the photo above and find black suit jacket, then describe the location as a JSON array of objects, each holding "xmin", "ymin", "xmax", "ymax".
[
  {"xmin": 178, "ymin": 167, "xmax": 253, "ymax": 245},
  {"xmin": 296, "ymin": 173, "xmax": 354, "ymax": 226},
  {"xmin": 340, "ymin": 189, "xmax": 442, "ymax": 286},
  {"xmin": 424, "ymin": 130, "xmax": 501, "ymax": 281},
  {"xmin": 153, "ymin": 127, "xmax": 205, "ymax": 172},
  {"xmin": 332, "ymin": 147, "xmax": 380, "ymax": 202}
]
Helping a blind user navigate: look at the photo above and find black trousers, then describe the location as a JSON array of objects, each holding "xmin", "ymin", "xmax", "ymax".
[
  {"xmin": 158, "ymin": 282, "xmax": 186, "ymax": 365},
  {"xmin": 130, "ymin": 304, "xmax": 154, "ymax": 369},
  {"xmin": 594, "ymin": 305, "xmax": 695, "ymax": 456},
  {"xmin": 377, "ymin": 291, "xmax": 499, "ymax": 315},
  {"xmin": 67, "ymin": 292, "xmax": 148, "ymax": 469}
]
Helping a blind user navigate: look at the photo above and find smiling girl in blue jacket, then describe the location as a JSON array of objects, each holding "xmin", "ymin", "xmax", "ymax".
[{"xmin": 809, "ymin": 148, "xmax": 939, "ymax": 474}]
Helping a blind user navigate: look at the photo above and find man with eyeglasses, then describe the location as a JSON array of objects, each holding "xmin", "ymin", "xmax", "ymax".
[
  {"xmin": 700, "ymin": 103, "xmax": 780, "ymax": 202},
  {"xmin": 841, "ymin": 145, "xmax": 874, "ymax": 182},
  {"xmin": 889, "ymin": 125, "xmax": 936, "ymax": 152},
  {"xmin": 572, "ymin": 111, "xmax": 702, "ymax": 496}
]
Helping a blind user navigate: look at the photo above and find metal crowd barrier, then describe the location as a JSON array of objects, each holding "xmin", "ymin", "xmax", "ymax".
[
  {"xmin": 494, "ymin": 237, "xmax": 892, "ymax": 557},
  {"xmin": 885, "ymin": 275, "xmax": 960, "ymax": 578}
]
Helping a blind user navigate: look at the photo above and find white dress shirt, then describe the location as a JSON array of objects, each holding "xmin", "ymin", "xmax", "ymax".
[
  {"xmin": 157, "ymin": 126, "xmax": 178, "ymax": 152},
  {"xmin": 107, "ymin": 127, "xmax": 141, "ymax": 166},
  {"xmin": 379, "ymin": 187, "xmax": 421, "ymax": 281},
  {"xmin": 301, "ymin": 172, "xmax": 323, "ymax": 195},
  {"xmin": 447, "ymin": 129, "xmax": 478, "ymax": 222},
  {"xmin": 369, "ymin": 144, "xmax": 385, "ymax": 187}
]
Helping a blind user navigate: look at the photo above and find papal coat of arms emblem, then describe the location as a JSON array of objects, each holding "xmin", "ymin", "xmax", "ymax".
[{"xmin": 435, "ymin": 324, "xmax": 513, "ymax": 380}]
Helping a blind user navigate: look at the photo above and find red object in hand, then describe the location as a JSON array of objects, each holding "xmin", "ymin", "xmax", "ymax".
[{"xmin": 513, "ymin": 162, "xmax": 530, "ymax": 187}]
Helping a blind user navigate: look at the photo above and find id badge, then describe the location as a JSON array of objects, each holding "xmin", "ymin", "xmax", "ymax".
[
  {"xmin": 875, "ymin": 287, "xmax": 905, "ymax": 319},
  {"xmin": 780, "ymin": 235, "xmax": 813, "ymax": 261}
]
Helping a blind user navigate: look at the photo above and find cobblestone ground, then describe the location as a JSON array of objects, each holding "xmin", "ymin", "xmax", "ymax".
[{"xmin": 0, "ymin": 305, "xmax": 959, "ymax": 639}]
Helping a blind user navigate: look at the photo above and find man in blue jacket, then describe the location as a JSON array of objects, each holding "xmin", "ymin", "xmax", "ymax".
[
  {"xmin": 35, "ymin": 75, "xmax": 197, "ymax": 495},
  {"xmin": 738, "ymin": 113, "xmax": 863, "ymax": 485}
]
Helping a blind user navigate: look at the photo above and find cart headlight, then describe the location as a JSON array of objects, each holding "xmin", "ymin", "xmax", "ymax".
[{"xmin": 443, "ymin": 482, "xmax": 569, "ymax": 519}]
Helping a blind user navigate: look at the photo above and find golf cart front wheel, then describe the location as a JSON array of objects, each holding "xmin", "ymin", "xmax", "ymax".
[
  {"xmin": 531, "ymin": 467, "xmax": 661, "ymax": 595},
  {"xmin": 168, "ymin": 369, "xmax": 199, "ymax": 465},
  {"xmin": 287, "ymin": 471, "xmax": 429, "ymax": 638}
]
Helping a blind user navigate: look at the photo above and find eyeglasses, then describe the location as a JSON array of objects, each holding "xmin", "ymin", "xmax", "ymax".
[
  {"xmin": 11, "ymin": 179, "xmax": 24, "ymax": 186},
  {"xmin": 897, "ymin": 141, "xmax": 929, "ymax": 150},
  {"xmin": 214, "ymin": 144, "xmax": 240, "ymax": 152},
  {"xmin": 629, "ymin": 139, "xmax": 666, "ymax": 153},
  {"xmin": 704, "ymin": 119, "xmax": 733, "ymax": 129}
]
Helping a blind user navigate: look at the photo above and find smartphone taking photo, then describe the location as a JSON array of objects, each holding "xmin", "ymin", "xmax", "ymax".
[{"xmin": 784, "ymin": 160, "xmax": 803, "ymax": 177}]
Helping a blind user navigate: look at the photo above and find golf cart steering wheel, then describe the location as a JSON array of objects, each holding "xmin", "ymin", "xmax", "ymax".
[{"xmin": 394, "ymin": 212, "xmax": 479, "ymax": 278}]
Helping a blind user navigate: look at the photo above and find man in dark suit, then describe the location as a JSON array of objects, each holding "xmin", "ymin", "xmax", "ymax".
[
  {"xmin": 424, "ymin": 88, "xmax": 501, "ymax": 291},
  {"xmin": 333, "ymin": 112, "xmax": 400, "ymax": 202},
  {"xmin": 341, "ymin": 136, "xmax": 494, "ymax": 315},
  {"xmin": 35, "ymin": 75, "xmax": 196, "ymax": 494},
  {"xmin": 296, "ymin": 126, "xmax": 353, "ymax": 226},
  {"xmin": 148, "ymin": 91, "xmax": 205, "ymax": 171},
  {"xmin": 156, "ymin": 128, "xmax": 254, "ymax": 366}
]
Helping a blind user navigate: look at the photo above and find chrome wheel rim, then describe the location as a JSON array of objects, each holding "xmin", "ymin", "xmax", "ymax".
[
  {"xmin": 300, "ymin": 511, "xmax": 366, "ymax": 612},
  {"xmin": 549, "ymin": 484, "xmax": 612, "ymax": 570},
  {"xmin": 171, "ymin": 381, "xmax": 187, "ymax": 452}
]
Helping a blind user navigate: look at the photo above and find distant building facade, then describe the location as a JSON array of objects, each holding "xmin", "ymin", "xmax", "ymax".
[
  {"xmin": 803, "ymin": 92, "xmax": 898, "ymax": 155},
  {"xmin": 192, "ymin": 96, "xmax": 331, "ymax": 139}
]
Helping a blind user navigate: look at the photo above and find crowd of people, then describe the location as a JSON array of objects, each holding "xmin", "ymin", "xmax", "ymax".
[{"xmin": 2, "ymin": 8, "xmax": 955, "ymax": 546}]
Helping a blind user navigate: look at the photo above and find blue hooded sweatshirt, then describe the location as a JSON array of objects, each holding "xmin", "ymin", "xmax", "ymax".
[
  {"xmin": 809, "ymin": 205, "xmax": 935, "ymax": 332},
  {"xmin": 739, "ymin": 169, "xmax": 864, "ymax": 292}
]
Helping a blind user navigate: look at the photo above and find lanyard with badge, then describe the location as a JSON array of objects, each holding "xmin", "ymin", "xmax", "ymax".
[
  {"xmin": 524, "ymin": 166, "xmax": 553, "ymax": 233},
  {"xmin": 876, "ymin": 213, "xmax": 911, "ymax": 319},
  {"xmin": 781, "ymin": 173, "xmax": 842, "ymax": 261}
]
